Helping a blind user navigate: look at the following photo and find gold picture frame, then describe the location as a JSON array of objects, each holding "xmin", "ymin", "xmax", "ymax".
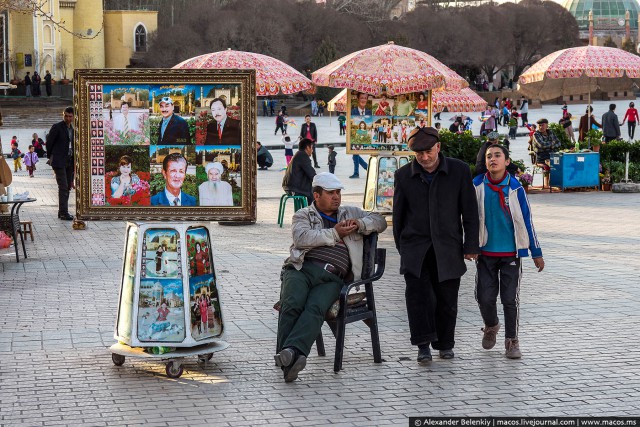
[{"xmin": 74, "ymin": 68, "xmax": 256, "ymax": 221}]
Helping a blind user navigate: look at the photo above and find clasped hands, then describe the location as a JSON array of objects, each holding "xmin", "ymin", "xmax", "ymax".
[{"xmin": 334, "ymin": 219, "xmax": 359, "ymax": 238}]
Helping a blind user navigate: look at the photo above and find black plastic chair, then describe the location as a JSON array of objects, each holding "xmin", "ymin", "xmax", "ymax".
[{"xmin": 314, "ymin": 232, "xmax": 386, "ymax": 373}]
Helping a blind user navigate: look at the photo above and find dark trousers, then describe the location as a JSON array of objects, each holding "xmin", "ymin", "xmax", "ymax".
[
  {"xmin": 604, "ymin": 136, "xmax": 617, "ymax": 142},
  {"xmin": 277, "ymin": 263, "xmax": 342, "ymax": 356},
  {"xmin": 275, "ymin": 124, "xmax": 285, "ymax": 135},
  {"xmin": 521, "ymin": 113, "xmax": 528, "ymax": 126},
  {"xmin": 312, "ymin": 145, "xmax": 319, "ymax": 167},
  {"xmin": 53, "ymin": 162, "xmax": 74, "ymax": 216},
  {"xmin": 404, "ymin": 247, "xmax": 461, "ymax": 349},
  {"xmin": 628, "ymin": 121, "xmax": 636, "ymax": 140},
  {"xmin": 329, "ymin": 164, "xmax": 335, "ymax": 174},
  {"xmin": 475, "ymin": 255, "xmax": 521, "ymax": 339}
]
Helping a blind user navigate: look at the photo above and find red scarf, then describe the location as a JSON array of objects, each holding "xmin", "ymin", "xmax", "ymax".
[{"xmin": 485, "ymin": 172, "xmax": 511, "ymax": 219}]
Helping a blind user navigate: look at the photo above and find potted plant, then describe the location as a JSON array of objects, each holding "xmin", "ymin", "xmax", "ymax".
[
  {"xmin": 518, "ymin": 172, "xmax": 533, "ymax": 192},
  {"xmin": 55, "ymin": 50, "xmax": 70, "ymax": 84},
  {"xmin": 600, "ymin": 170, "xmax": 612, "ymax": 191},
  {"xmin": 585, "ymin": 129, "xmax": 603, "ymax": 152}
]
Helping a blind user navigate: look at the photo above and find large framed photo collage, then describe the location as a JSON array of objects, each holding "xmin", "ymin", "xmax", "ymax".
[{"xmin": 74, "ymin": 69, "xmax": 256, "ymax": 222}]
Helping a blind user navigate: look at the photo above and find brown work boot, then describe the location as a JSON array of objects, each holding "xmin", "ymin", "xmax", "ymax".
[
  {"xmin": 481, "ymin": 323, "xmax": 500, "ymax": 349},
  {"xmin": 505, "ymin": 338, "xmax": 522, "ymax": 359}
]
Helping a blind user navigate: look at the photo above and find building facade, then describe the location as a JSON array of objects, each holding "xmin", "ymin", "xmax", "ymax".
[{"xmin": 1, "ymin": 0, "xmax": 157, "ymax": 82}]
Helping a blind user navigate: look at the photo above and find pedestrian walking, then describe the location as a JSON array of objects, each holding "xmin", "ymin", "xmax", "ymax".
[
  {"xmin": 473, "ymin": 144, "xmax": 544, "ymax": 359},
  {"xmin": 275, "ymin": 112, "xmax": 286, "ymax": 135},
  {"xmin": 393, "ymin": 127, "xmax": 479, "ymax": 364},
  {"xmin": 560, "ymin": 105, "xmax": 576, "ymax": 143},
  {"xmin": 24, "ymin": 72, "xmax": 32, "ymax": 97},
  {"xmin": 350, "ymin": 155, "xmax": 367, "ymax": 178},
  {"xmin": 24, "ymin": 145, "xmax": 39, "ymax": 178},
  {"xmin": 10, "ymin": 142, "xmax": 22, "ymax": 172},
  {"xmin": 283, "ymin": 134, "xmax": 294, "ymax": 166},
  {"xmin": 44, "ymin": 70, "xmax": 52, "ymax": 97},
  {"xmin": 338, "ymin": 112, "xmax": 346, "ymax": 136},
  {"xmin": 602, "ymin": 103, "xmax": 621, "ymax": 142},
  {"xmin": 519, "ymin": 96, "xmax": 529, "ymax": 126},
  {"xmin": 621, "ymin": 101, "xmax": 638, "ymax": 140},
  {"xmin": 327, "ymin": 145, "xmax": 336, "ymax": 174},
  {"xmin": 300, "ymin": 115, "xmax": 320, "ymax": 168}
]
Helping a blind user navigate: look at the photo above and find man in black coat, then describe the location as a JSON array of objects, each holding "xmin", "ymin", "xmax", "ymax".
[
  {"xmin": 205, "ymin": 97, "xmax": 241, "ymax": 145},
  {"xmin": 299, "ymin": 115, "xmax": 320, "ymax": 168},
  {"xmin": 156, "ymin": 97, "xmax": 191, "ymax": 145},
  {"xmin": 393, "ymin": 126, "xmax": 479, "ymax": 364},
  {"xmin": 46, "ymin": 107, "xmax": 76, "ymax": 220},
  {"xmin": 282, "ymin": 138, "xmax": 316, "ymax": 205},
  {"xmin": 44, "ymin": 70, "xmax": 52, "ymax": 97}
]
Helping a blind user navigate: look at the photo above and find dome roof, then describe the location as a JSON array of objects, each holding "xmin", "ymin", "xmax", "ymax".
[{"xmin": 564, "ymin": 0, "xmax": 640, "ymax": 30}]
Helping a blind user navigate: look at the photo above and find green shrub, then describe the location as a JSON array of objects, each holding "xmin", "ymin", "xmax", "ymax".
[
  {"xmin": 600, "ymin": 139, "xmax": 640, "ymax": 163},
  {"xmin": 548, "ymin": 123, "xmax": 573, "ymax": 150},
  {"xmin": 438, "ymin": 130, "xmax": 482, "ymax": 165}
]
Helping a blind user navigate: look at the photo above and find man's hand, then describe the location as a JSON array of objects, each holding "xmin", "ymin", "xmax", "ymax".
[
  {"xmin": 533, "ymin": 257, "xmax": 545, "ymax": 272},
  {"xmin": 342, "ymin": 219, "xmax": 360, "ymax": 229},
  {"xmin": 334, "ymin": 221, "xmax": 358, "ymax": 238},
  {"xmin": 464, "ymin": 253, "xmax": 479, "ymax": 261}
]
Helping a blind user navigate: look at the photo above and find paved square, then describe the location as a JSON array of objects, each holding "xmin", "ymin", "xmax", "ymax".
[{"xmin": 1, "ymin": 115, "xmax": 639, "ymax": 425}]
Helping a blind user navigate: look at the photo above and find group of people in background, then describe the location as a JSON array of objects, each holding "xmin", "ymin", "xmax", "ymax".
[{"xmin": 23, "ymin": 70, "xmax": 53, "ymax": 97}]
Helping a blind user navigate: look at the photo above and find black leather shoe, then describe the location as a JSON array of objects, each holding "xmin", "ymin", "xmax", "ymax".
[
  {"xmin": 58, "ymin": 213, "xmax": 74, "ymax": 221},
  {"xmin": 417, "ymin": 347, "xmax": 432, "ymax": 365},
  {"xmin": 439, "ymin": 349, "xmax": 455, "ymax": 359}
]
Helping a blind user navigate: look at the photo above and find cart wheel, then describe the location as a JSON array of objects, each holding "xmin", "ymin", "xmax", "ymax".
[
  {"xmin": 165, "ymin": 361, "xmax": 183, "ymax": 378},
  {"xmin": 112, "ymin": 353, "xmax": 126, "ymax": 366}
]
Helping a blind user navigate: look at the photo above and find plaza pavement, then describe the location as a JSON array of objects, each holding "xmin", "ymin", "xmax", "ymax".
[{"xmin": 0, "ymin": 102, "xmax": 640, "ymax": 425}]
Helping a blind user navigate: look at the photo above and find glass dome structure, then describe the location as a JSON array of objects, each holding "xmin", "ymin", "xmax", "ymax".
[{"xmin": 563, "ymin": 0, "xmax": 640, "ymax": 30}]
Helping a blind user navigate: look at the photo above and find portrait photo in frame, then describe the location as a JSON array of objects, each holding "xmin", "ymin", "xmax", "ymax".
[
  {"xmin": 74, "ymin": 69, "xmax": 256, "ymax": 221},
  {"xmin": 346, "ymin": 89, "xmax": 431, "ymax": 155}
]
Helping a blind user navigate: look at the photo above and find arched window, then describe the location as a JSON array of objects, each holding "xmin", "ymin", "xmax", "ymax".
[{"xmin": 134, "ymin": 25, "xmax": 147, "ymax": 52}]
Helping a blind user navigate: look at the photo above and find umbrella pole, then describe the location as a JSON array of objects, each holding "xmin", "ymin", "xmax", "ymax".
[
  {"xmin": 428, "ymin": 90, "xmax": 432, "ymax": 127},
  {"xmin": 587, "ymin": 78, "xmax": 592, "ymax": 149}
]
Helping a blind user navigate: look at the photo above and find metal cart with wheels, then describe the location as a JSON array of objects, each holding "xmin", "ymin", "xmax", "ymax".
[{"xmin": 112, "ymin": 222, "xmax": 228, "ymax": 378}]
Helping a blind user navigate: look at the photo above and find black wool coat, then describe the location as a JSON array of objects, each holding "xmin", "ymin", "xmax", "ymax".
[
  {"xmin": 393, "ymin": 155, "xmax": 480, "ymax": 281},
  {"xmin": 46, "ymin": 121, "xmax": 73, "ymax": 169}
]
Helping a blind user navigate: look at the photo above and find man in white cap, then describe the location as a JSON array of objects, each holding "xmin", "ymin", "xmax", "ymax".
[
  {"xmin": 198, "ymin": 161, "xmax": 233, "ymax": 206},
  {"xmin": 275, "ymin": 172, "xmax": 387, "ymax": 383},
  {"xmin": 157, "ymin": 96, "xmax": 191, "ymax": 145}
]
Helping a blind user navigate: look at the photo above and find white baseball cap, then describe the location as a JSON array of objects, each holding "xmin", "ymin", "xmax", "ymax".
[{"xmin": 312, "ymin": 172, "xmax": 344, "ymax": 190}]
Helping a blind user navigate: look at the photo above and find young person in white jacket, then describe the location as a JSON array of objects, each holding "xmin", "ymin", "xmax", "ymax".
[{"xmin": 472, "ymin": 144, "xmax": 544, "ymax": 359}]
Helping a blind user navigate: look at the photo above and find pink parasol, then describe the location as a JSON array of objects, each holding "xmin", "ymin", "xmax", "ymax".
[
  {"xmin": 432, "ymin": 87, "xmax": 487, "ymax": 113},
  {"xmin": 312, "ymin": 42, "xmax": 467, "ymax": 96},
  {"xmin": 518, "ymin": 45, "xmax": 640, "ymax": 101},
  {"xmin": 173, "ymin": 49, "xmax": 314, "ymax": 96}
]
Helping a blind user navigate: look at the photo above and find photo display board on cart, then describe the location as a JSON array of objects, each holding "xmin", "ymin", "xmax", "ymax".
[
  {"xmin": 346, "ymin": 89, "xmax": 430, "ymax": 155},
  {"xmin": 75, "ymin": 69, "xmax": 256, "ymax": 221}
]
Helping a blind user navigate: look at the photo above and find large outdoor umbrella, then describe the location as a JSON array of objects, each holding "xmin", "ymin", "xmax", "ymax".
[
  {"xmin": 173, "ymin": 49, "xmax": 314, "ymax": 96},
  {"xmin": 327, "ymin": 89, "xmax": 348, "ymax": 112},
  {"xmin": 432, "ymin": 87, "xmax": 487, "ymax": 113},
  {"xmin": 518, "ymin": 45, "xmax": 640, "ymax": 101},
  {"xmin": 312, "ymin": 41, "xmax": 467, "ymax": 96}
]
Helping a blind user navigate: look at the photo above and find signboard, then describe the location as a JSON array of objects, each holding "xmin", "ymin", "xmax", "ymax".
[
  {"xmin": 347, "ymin": 89, "xmax": 431, "ymax": 155},
  {"xmin": 74, "ymin": 68, "xmax": 256, "ymax": 221}
]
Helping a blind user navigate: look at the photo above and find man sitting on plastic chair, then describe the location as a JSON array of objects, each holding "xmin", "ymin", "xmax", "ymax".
[
  {"xmin": 532, "ymin": 118, "xmax": 562, "ymax": 189},
  {"xmin": 275, "ymin": 172, "xmax": 387, "ymax": 383}
]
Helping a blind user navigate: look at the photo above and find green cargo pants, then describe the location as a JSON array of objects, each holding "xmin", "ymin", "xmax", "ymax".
[{"xmin": 277, "ymin": 262, "xmax": 343, "ymax": 357}]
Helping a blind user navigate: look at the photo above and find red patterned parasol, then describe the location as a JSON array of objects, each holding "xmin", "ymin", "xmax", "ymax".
[
  {"xmin": 173, "ymin": 49, "xmax": 314, "ymax": 96},
  {"xmin": 518, "ymin": 46, "xmax": 640, "ymax": 101},
  {"xmin": 312, "ymin": 42, "xmax": 467, "ymax": 96}
]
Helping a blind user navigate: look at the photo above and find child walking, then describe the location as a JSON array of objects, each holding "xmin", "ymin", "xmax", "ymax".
[
  {"xmin": 472, "ymin": 144, "xmax": 544, "ymax": 359},
  {"xmin": 10, "ymin": 142, "xmax": 22, "ymax": 172},
  {"xmin": 508, "ymin": 115, "xmax": 518, "ymax": 140},
  {"xmin": 24, "ymin": 145, "xmax": 39, "ymax": 178},
  {"xmin": 327, "ymin": 145, "xmax": 336, "ymax": 174},
  {"xmin": 282, "ymin": 134, "xmax": 294, "ymax": 166}
]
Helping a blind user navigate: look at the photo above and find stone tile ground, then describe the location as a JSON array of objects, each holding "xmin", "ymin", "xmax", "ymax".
[{"xmin": 1, "ymin": 110, "xmax": 639, "ymax": 425}]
